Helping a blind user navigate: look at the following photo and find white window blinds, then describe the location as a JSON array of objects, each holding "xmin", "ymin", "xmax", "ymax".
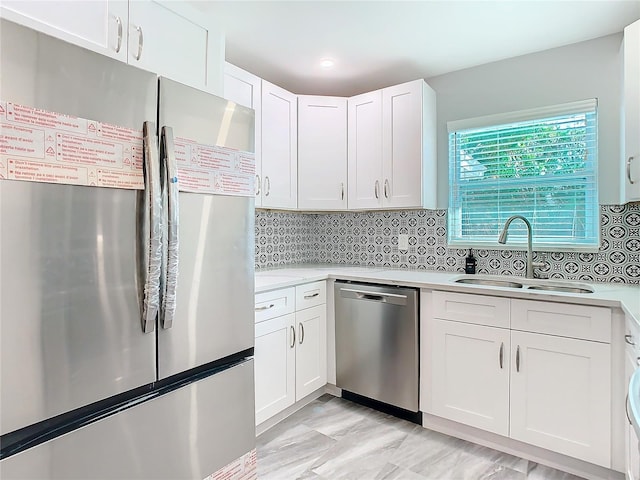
[{"xmin": 447, "ymin": 100, "xmax": 599, "ymax": 251}]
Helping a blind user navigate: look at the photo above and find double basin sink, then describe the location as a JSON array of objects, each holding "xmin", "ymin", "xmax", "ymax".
[{"xmin": 453, "ymin": 275, "xmax": 594, "ymax": 294}]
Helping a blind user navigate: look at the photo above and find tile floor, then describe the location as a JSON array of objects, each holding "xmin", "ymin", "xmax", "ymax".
[{"xmin": 256, "ymin": 394, "xmax": 586, "ymax": 480}]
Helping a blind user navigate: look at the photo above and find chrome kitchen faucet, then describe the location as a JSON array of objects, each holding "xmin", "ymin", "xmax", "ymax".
[{"xmin": 498, "ymin": 215, "xmax": 545, "ymax": 279}]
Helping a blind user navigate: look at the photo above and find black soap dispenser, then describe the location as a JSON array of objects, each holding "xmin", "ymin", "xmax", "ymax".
[{"xmin": 465, "ymin": 249, "xmax": 477, "ymax": 274}]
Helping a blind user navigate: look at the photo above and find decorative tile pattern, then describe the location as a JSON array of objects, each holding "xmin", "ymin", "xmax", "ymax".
[
  {"xmin": 255, "ymin": 210, "xmax": 314, "ymax": 270},
  {"xmin": 256, "ymin": 395, "xmax": 586, "ymax": 480},
  {"xmin": 256, "ymin": 203, "xmax": 640, "ymax": 284}
]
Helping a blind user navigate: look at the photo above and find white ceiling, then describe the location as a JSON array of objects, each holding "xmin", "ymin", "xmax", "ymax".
[{"xmin": 194, "ymin": 0, "xmax": 640, "ymax": 96}]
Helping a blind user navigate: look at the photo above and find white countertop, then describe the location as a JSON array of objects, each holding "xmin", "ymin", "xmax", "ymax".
[{"xmin": 255, "ymin": 265, "xmax": 640, "ymax": 325}]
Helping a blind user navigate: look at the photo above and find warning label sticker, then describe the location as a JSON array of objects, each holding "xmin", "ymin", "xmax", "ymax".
[
  {"xmin": 0, "ymin": 100, "xmax": 144, "ymax": 190},
  {"xmin": 174, "ymin": 137, "xmax": 255, "ymax": 197},
  {"xmin": 204, "ymin": 449, "xmax": 256, "ymax": 480}
]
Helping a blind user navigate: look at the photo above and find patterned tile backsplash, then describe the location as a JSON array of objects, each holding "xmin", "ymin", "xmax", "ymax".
[{"xmin": 255, "ymin": 203, "xmax": 640, "ymax": 284}]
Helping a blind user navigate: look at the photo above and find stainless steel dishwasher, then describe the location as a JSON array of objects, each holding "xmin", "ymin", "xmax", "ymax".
[{"xmin": 335, "ymin": 281, "xmax": 419, "ymax": 413}]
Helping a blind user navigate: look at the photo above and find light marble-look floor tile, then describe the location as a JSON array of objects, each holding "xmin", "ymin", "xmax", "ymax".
[
  {"xmin": 257, "ymin": 424, "xmax": 335, "ymax": 480},
  {"xmin": 375, "ymin": 463, "xmax": 427, "ymax": 479},
  {"xmin": 468, "ymin": 443, "xmax": 529, "ymax": 474},
  {"xmin": 256, "ymin": 395, "xmax": 587, "ymax": 480},
  {"xmin": 311, "ymin": 421, "xmax": 410, "ymax": 479},
  {"xmin": 390, "ymin": 424, "xmax": 471, "ymax": 473}
]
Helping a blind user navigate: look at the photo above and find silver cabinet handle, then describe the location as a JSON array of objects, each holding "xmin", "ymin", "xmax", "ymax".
[
  {"xmin": 627, "ymin": 393, "xmax": 633, "ymax": 425},
  {"xmin": 499, "ymin": 342, "xmax": 504, "ymax": 369},
  {"xmin": 114, "ymin": 15, "xmax": 123, "ymax": 53},
  {"xmin": 264, "ymin": 176, "xmax": 270, "ymax": 197},
  {"xmin": 140, "ymin": 121, "xmax": 161, "ymax": 334},
  {"xmin": 134, "ymin": 25, "xmax": 144, "ymax": 60},
  {"xmin": 160, "ymin": 126, "xmax": 179, "ymax": 330},
  {"xmin": 384, "ymin": 179, "xmax": 390, "ymax": 199},
  {"xmin": 299, "ymin": 322, "xmax": 304, "ymax": 344},
  {"xmin": 625, "ymin": 334, "xmax": 636, "ymax": 346},
  {"xmin": 255, "ymin": 303, "xmax": 274, "ymax": 312},
  {"xmin": 637, "ymin": 356, "xmax": 640, "ymax": 366},
  {"xmin": 628, "ymin": 156, "xmax": 636, "ymax": 184},
  {"xmin": 255, "ymin": 174, "xmax": 261, "ymax": 195},
  {"xmin": 374, "ymin": 180, "xmax": 379, "ymax": 199},
  {"xmin": 341, "ymin": 182, "xmax": 344, "ymax": 201},
  {"xmin": 290, "ymin": 325, "xmax": 296, "ymax": 348},
  {"xmin": 304, "ymin": 292, "xmax": 319, "ymax": 299},
  {"xmin": 516, "ymin": 345, "xmax": 521, "ymax": 372}
]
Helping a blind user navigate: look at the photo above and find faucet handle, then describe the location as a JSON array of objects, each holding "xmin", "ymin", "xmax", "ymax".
[{"xmin": 532, "ymin": 259, "xmax": 548, "ymax": 279}]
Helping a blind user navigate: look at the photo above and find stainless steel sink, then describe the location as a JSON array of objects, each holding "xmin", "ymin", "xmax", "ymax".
[
  {"xmin": 454, "ymin": 278, "xmax": 523, "ymax": 288},
  {"xmin": 526, "ymin": 284, "xmax": 594, "ymax": 294},
  {"xmin": 453, "ymin": 275, "xmax": 595, "ymax": 294}
]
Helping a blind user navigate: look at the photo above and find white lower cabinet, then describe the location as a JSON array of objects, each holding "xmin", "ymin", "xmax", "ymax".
[
  {"xmin": 509, "ymin": 330, "xmax": 611, "ymax": 467},
  {"xmin": 430, "ymin": 319, "xmax": 510, "ymax": 436},
  {"xmin": 295, "ymin": 305, "xmax": 327, "ymax": 399},
  {"xmin": 254, "ymin": 282, "xmax": 327, "ymax": 425},
  {"xmin": 625, "ymin": 315, "xmax": 640, "ymax": 480},
  {"xmin": 425, "ymin": 291, "xmax": 612, "ymax": 468},
  {"xmin": 254, "ymin": 313, "xmax": 296, "ymax": 425}
]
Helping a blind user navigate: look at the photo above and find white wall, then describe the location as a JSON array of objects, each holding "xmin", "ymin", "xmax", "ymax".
[{"xmin": 427, "ymin": 33, "xmax": 623, "ymax": 208}]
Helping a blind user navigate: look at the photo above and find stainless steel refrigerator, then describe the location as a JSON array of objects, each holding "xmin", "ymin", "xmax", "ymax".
[{"xmin": 0, "ymin": 20, "xmax": 257, "ymax": 479}]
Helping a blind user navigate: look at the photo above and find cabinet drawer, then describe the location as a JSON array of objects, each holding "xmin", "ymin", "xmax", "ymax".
[
  {"xmin": 295, "ymin": 281, "xmax": 326, "ymax": 310},
  {"xmin": 254, "ymin": 287, "xmax": 295, "ymax": 323},
  {"xmin": 432, "ymin": 291, "xmax": 510, "ymax": 328},
  {"xmin": 511, "ymin": 300, "xmax": 611, "ymax": 343}
]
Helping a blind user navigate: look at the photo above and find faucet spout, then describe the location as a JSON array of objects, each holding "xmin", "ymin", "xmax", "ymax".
[{"xmin": 498, "ymin": 215, "xmax": 536, "ymax": 279}]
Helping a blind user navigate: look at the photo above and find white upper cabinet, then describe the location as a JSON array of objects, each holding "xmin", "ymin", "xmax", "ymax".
[
  {"xmin": 1, "ymin": 0, "xmax": 224, "ymax": 95},
  {"xmin": 0, "ymin": 0, "xmax": 128, "ymax": 61},
  {"xmin": 348, "ymin": 79, "xmax": 437, "ymax": 210},
  {"xmin": 128, "ymin": 1, "xmax": 224, "ymax": 95},
  {"xmin": 224, "ymin": 63, "xmax": 262, "ymax": 206},
  {"xmin": 623, "ymin": 18, "xmax": 640, "ymax": 203},
  {"xmin": 261, "ymin": 80, "xmax": 298, "ymax": 209},
  {"xmin": 383, "ymin": 80, "xmax": 437, "ymax": 209},
  {"xmin": 348, "ymin": 90, "xmax": 384, "ymax": 209},
  {"xmin": 298, "ymin": 96, "xmax": 348, "ymax": 210}
]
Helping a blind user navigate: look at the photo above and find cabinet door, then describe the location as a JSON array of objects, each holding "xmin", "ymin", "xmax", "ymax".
[
  {"xmin": 0, "ymin": 0, "xmax": 128, "ymax": 61},
  {"xmin": 623, "ymin": 19, "xmax": 640, "ymax": 203},
  {"xmin": 295, "ymin": 305, "xmax": 327, "ymax": 400},
  {"xmin": 254, "ymin": 314, "xmax": 296, "ymax": 425},
  {"xmin": 626, "ymin": 348, "xmax": 640, "ymax": 480},
  {"xmin": 261, "ymin": 80, "xmax": 297, "ymax": 209},
  {"xmin": 224, "ymin": 63, "xmax": 262, "ymax": 206},
  {"xmin": 128, "ymin": 0, "xmax": 223, "ymax": 94},
  {"xmin": 348, "ymin": 90, "xmax": 383, "ymax": 209},
  {"xmin": 381, "ymin": 80, "xmax": 424, "ymax": 209},
  {"xmin": 430, "ymin": 319, "xmax": 510, "ymax": 436},
  {"xmin": 298, "ymin": 96, "xmax": 347, "ymax": 210},
  {"xmin": 510, "ymin": 331, "xmax": 611, "ymax": 467}
]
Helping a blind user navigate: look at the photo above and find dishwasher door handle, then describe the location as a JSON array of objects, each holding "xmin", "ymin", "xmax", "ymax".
[{"xmin": 339, "ymin": 287, "xmax": 407, "ymax": 305}]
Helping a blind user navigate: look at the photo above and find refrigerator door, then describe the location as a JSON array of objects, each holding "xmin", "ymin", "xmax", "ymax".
[
  {"xmin": 157, "ymin": 78, "xmax": 255, "ymax": 378},
  {"xmin": 0, "ymin": 20, "xmax": 158, "ymax": 435},
  {"xmin": 0, "ymin": 360, "xmax": 256, "ymax": 479}
]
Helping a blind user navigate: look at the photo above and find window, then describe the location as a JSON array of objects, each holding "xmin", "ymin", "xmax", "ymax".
[{"xmin": 447, "ymin": 99, "xmax": 599, "ymax": 251}]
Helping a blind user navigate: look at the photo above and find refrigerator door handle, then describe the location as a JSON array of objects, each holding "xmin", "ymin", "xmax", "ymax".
[
  {"xmin": 141, "ymin": 121, "xmax": 162, "ymax": 334},
  {"xmin": 160, "ymin": 126, "xmax": 180, "ymax": 330}
]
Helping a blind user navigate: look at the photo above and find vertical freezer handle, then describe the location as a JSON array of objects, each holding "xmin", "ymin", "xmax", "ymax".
[
  {"xmin": 160, "ymin": 126, "xmax": 179, "ymax": 330},
  {"xmin": 141, "ymin": 121, "xmax": 161, "ymax": 333}
]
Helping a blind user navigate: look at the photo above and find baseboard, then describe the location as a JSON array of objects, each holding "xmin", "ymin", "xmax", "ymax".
[
  {"xmin": 324, "ymin": 383, "xmax": 341, "ymax": 397},
  {"xmin": 422, "ymin": 412, "xmax": 623, "ymax": 480}
]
